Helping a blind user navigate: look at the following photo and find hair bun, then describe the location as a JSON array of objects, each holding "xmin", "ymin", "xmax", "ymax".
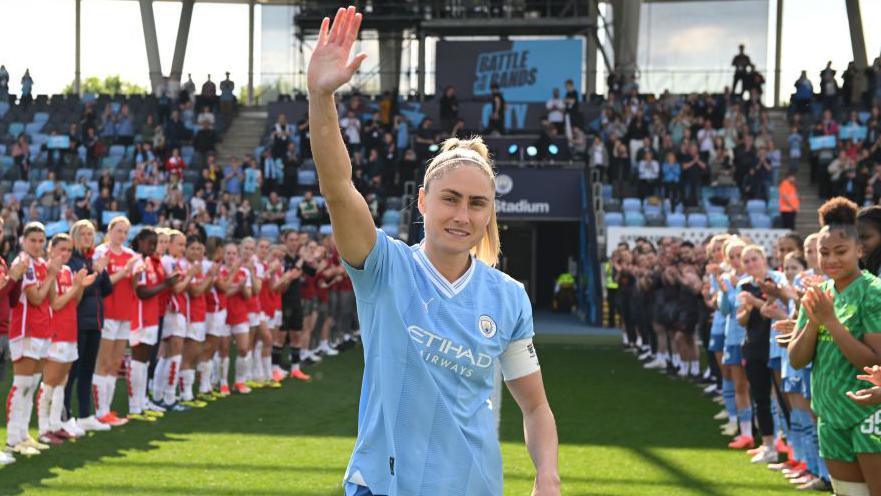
[
  {"xmin": 439, "ymin": 136, "xmax": 491, "ymax": 162},
  {"xmin": 818, "ymin": 197, "xmax": 858, "ymax": 227}
]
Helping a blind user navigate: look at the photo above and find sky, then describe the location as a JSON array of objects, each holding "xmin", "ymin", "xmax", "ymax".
[{"xmin": 0, "ymin": 0, "xmax": 880, "ymax": 101}]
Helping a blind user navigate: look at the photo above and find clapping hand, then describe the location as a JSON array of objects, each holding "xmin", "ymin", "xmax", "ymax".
[
  {"xmin": 772, "ymin": 319, "xmax": 796, "ymax": 345},
  {"xmin": 846, "ymin": 365, "xmax": 881, "ymax": 406},
  {"xmin": 801, "ymin": 286, "xmax": 835, "ymax": 327}
]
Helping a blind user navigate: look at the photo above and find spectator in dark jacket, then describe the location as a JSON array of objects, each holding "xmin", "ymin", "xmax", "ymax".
[
  {"xmin": 64, "ymin": 220, "xmax": 114, "ymax": 428},
  {"xmin": 165, "ymin": 110, "xmax": 189, "ymax": 151}
]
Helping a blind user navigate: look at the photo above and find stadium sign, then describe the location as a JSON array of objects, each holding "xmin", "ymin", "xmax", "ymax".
[
  {"xmin": 436, "ymin": 39, "xmax": 584, "ymax": 102},
  {"xmin": 494, "ymin": 167, "xmax": 581, "ymax": 220}
]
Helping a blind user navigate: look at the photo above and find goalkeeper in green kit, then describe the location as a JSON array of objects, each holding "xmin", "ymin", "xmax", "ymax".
[{"xmin": 787, "ymin": 198, "xmax": 881, "ymax": 496}]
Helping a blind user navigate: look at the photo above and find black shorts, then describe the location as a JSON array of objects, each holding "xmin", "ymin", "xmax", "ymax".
[{"xmin": 282, "ymin": 303, "xmax": 304, "ymax": 331}]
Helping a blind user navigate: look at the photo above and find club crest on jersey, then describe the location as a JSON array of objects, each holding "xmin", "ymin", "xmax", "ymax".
[{"xmin": 478, "ymin": 315, "xmax": 497, "ymax": 339}]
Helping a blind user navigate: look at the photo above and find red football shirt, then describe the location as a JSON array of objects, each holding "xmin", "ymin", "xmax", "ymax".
[
  {"xmin": 94, "ymin": 244, "xmax": 138, "ymax": 322},
  {"xmin": 135, "ymin": 256, "xmax": 164, "ymax": 330},
  {"xmin": 52, "ymin": 266, "xmax": 78, "ymax": 342},
  {"xmin": 10, "ymin": 255, "xmax": 52, "ymax": 340},
  {"xmin": 188, "ymin": 266, "xmax": 207, "ymax": 324},
  {"xmin": 224, "ymin": 266, "xmax": 251, "ymax": 325}
]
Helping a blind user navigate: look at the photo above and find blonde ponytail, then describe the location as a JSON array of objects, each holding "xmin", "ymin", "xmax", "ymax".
[{"xmin": 424, "ymin": 136, "xmax": 500, "ymax": 267}]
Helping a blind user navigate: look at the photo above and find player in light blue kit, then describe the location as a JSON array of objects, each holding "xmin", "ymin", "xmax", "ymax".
[{"xmin": 307, "ymin": 6, "xmax": 560, "ymax": 496}]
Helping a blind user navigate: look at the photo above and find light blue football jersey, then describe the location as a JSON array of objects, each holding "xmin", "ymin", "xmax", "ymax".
[
  {"xmin": 709, "ymin": 276, "xmax": 725, "ymax": 336},
  {"xmin": 718, "ymin": 275, "xmax": 746, "ymax": 347},
  {"xmin": 341, "ymin": 229, "xmax": 535, "ymax": 496}
]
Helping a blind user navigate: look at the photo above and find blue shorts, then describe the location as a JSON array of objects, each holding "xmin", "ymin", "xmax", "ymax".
[
  {"xmin": 344, "ymin": 483, "xmax": 383, "ymax": 496},
  {"xmin": 802, "ymin": 368, "xmax": 812, "ymax": 399},
  {"xmin": 767, "ymin": 357, "xmax": 782, "ymax": 372},
  {"xmin": 722, "ymin": 345, "xmax": 743, "ymax": 366},
  {"xmin": 708, "ymin": 334, "xmax": 725, "ymax": 352},
  {"xmin": 782, "ymin": 374, "xmax": 802, "ymax": 393}
]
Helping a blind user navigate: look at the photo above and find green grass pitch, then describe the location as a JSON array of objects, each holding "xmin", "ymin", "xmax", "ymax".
[{"xmin": 0, "ymin": 336, "xmax": 798, "ymax": 495}]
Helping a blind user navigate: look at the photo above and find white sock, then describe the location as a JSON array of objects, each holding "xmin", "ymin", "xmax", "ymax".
[
  {"xmin": 139, "ymin": 364, "xmax": 150, "ymax": 408},
  {"xmin": 658, "ymin": 352, "xmax": 669, "ymax": 363},
  {"xmin": 739, "ymin": 420, "xmax": 753, "ymax": 438},
  {"xmin": 220, "ymin": 356, "xmax": 230, "ymax": 387},
  {"xmin": 197, "ymin": 361, "xmax": 212, "ymax": 394},
  {"xmin": 235, "ymin": 354, "xmax": 251, "ymax": 384},
  {"xmin": 251, "ymin": 344, "xmax": 262, "ymax": 380},
  {"xmin": 212, "ymin": 352, "xmax": 221, "ymax": 387},
  {"xmin": 50, "ymin": 385, "xmax": 65, "ymax": 432},
  {"xmin": 21, "ymin": 375, "xmax": 40, "ymax": 439},
  {"xmin": 164, "ymin": 355, "xmax": 182, "ymax": 405},
  {"xmin": 37, "ymin": 383, "xmax": 54, "ymax": 434},
  {"xmin": 91, "ymin": 374, "xmax": 105, "ymax": 418},
  {"xmin": 690, "ymin": 361, "xmax": 700, "ymax": 375},
  {"xmin": 320, "ymin": 339, "xmax": 329, "ymax": 349},
  {"xmin": 263, "ymin": 355, "xmax": 272, "ymax": 382},
  {"xmin": 7, "ymin": 375, "xmax": 29, "ymax": 445},
  {"xmin": 106, "ymin": 375, "xmax": 117, "ymax": 414},
  {"xmin": 152, "ymin": 357, "xmax": 168, "ymax": 400},
  {"xmin": 180, "ymin": 370, "xmax": 196, "ymax": 401},
  {"xmin": 129, "ymin": 361, "xmax": 147, "ymax": 413}
]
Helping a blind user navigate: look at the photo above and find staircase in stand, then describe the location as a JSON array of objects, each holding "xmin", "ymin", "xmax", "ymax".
[{"xmin": 216, "ymin": 107, "xmax": 268, "ymax": 163}]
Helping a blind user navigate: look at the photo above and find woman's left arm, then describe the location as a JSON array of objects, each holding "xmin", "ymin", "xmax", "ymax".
[{"xmin": 507, "ymin": 372, "xmax": 561, "ymax": 496}]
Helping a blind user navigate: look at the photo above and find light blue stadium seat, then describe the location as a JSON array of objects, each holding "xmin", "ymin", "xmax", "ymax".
[
  {"xmin": 259, "ymin": 223, "xmax": 280, "ymax": 241},
  {"xmin": 8, "ymin": 122, "xmax": 24, "ymax": 137},
  {"xmin": 282, "ymin": 220, "xmax": 301, "ymax": 232},
  {"xmin": 314, "ymin": 195, "xmax": 326, "ymax": 208},
  {"xmin": 101, "ymin": 156, "xmax": 120, "ymax": 169},
  {"xmin": 288, "ymin": 196, "xmax": 304, "ymax": 209},
  {"xmin": 603, "ymin": 212, "xmax": 623, "ymax": 227},
  {"xmin": 687, "ymin": 213, "xmax": 708, "ymax": 228},
  {"xmin": 109, "ymin": 145, "xmax": 125, "ymax": 157},
  {"xmin": 381, "ymin": 210, "xmax": 401, "ymax": 225},
  {"xmin": 643, "ymin": 201, "xmax": 662, "ymax": 217},
  {"xmin": 285, "ymin": 210, "xmax": 299, "ymax": 224},
  {"xmin": 749, "ymin": 213, "xmax": 772, "ymax": 228},
  {"xmin": 746, "ymin": 199, "xmax": 767, "ymax": 214},
  {"xmin": 624, "ymin": 212, "xmax": 645, "ymax": 227},
  {"xmin": 666, "ymin": 212, "xmax": 686, "ymax": 228},
  {"xmin": 33, "ymin": 112, "xmax": 50, "ymax": 123},
  {"xmin": 708, "ymin": 213, "xmax": 730, "ymax": 228},
  {"xmin": 319, "ymin": 224, "xmax": 333, "ymax": 235},
  {"xmin": 622, "ymin": 198, "xmax": 642, "ymax": 213},
  {"xmin": 381, "ymin": 224, "xmax": 399, "ymax": 237},
  {"xmin": 0, "ymin": 102, "xmax": 9, "ymax": 118},
  {"xmin": 385, "ymin": 197, "xmax": 403, "ymax": 211},
  {"xmin": 663, "ymin": 199, "xmax": 684, "ymax": 214},
  {"xmin": 298, "ymin": 170, "xmax": 317, "ymax": 186},
  {"xmin": 25, "ymin": 122, "xmax": 44, "ymax": 135},
  {"xmin": 602, "ymin": 184, "xmax": 613, "ymax": 202}
]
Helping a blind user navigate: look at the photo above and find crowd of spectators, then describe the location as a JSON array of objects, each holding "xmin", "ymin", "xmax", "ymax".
[
  {"xmin": 0, "ymin": 73, "xmax": 239, "ymax": 261},
  {"xmin": 788, "ymin": 57, "xmax": 881, "ymax": 210}
]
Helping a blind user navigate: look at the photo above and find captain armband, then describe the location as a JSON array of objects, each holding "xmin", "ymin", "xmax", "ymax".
[{"xmin": 499, "ymin": 338, "xmax": 540, "ymax": 381}]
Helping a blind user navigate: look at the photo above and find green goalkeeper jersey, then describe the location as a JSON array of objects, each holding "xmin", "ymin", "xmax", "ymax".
[{"xmin": 795, "ymin": 271, "xmax": 881, "ymax": 428}]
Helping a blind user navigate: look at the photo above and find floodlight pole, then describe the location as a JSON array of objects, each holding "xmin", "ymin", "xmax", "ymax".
[
  {"xmin": 248, "ymin": 0, "xmax": 255, "ymax": 105},
  {"xmin": 139, "ymin": 0, "xmax": 164, "ymax": 95},
  {"xmin": 74, "ymin": 0, "xmax": 81, "ymax": 95},
  {"xmin": 773, "ymin": 0, "xmax": 783, "ymax": 107},
  {"xmin": 169, "ymin": 0, "xmax": 195, "ymax": 86},
  {"xmin": 845, "ymin": 0, "xmax": 868, "ymax": 69}
]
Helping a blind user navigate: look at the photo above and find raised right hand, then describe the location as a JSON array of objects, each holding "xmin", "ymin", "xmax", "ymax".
[{"xmin": 306, "ymin": 6, "xmax": 367, "ymax": 97}]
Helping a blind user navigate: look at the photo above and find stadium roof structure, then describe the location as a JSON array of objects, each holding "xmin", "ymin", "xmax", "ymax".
[{"xmin": 83, "ymin": 0, "xmax": 873, "ymax": 106}]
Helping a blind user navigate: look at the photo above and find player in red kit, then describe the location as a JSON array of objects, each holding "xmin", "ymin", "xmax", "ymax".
[
  {"xmin": 6, "ymin": 222, "xmax": 59, "ymax": 455},
  {"xmin": 39, "ymin": 234, "xmax": 97, "ymax": 443}
]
